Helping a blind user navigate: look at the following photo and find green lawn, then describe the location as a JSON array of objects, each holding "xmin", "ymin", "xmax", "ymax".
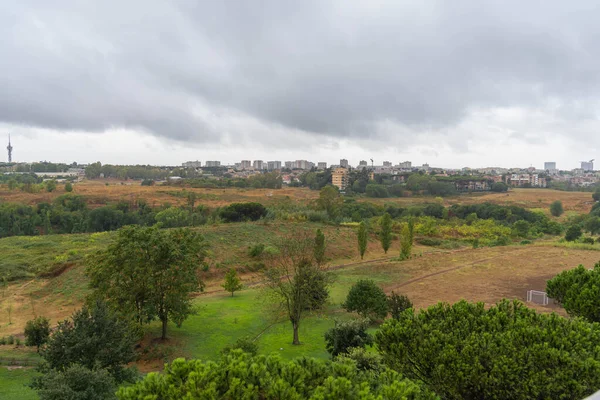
[
  {"xmin": 0, "ymin": 367, "xmax": 38, "ymax": 400},
  {"xmin": 148, "ymin": 259, "xmax": 407, "ymax": 362}
]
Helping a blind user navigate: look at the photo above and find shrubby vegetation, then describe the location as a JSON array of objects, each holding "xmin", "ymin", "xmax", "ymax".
[
  {"xmin": 546, "ymin": 262, "xmax": 600, "ymax": 322},
  {"xmin": 376, "ymin": 299, "xmax": 600, "ymax": 400},
  {"xmin": 117, "ymin": 351, "xmax": 435, "ymax": 400},
  {"xmin": 344, "ymin": 280, "xmax": 388, "ymax": 321},
  {"xmin": 324, "ymin": 319, "xmax": 373, "ymax": 357}
]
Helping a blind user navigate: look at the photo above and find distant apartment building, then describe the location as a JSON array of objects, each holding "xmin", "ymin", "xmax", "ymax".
[
  {"xmin": 205, "ymin": 161, "xmax": 221, "ymax": 167},
  {"xmin": 253, "ymin": 160, "xmax": 265, "ymax": 170},
  {"xmin": 293, "ymin": 160, "xmax": 313, "ymax": 170},
  {"xmin": 182, "ymin": 160, "xmax": 201, "ymax": 168},
  {"xmin": 582, "ymin": 160, "xmax": 594, "ymax": 171},
  {"xmin": 358, "ymin": 160, "xmax": 368, "ymax": 168},
  {"xmin": 240, "ymin": 160, "xmax": 251, "ymax": 170},
  {"xmin": 383, "ymin": 161, "xmax": 392, "ymax": 167},
  {"xmin": 506, "ymin": 174, "xmax": 547, "ymax": 188},
  {"xmin": 317, "ymin": 162, "xmax": 327, "ymax": 170},
  {"xmin": 332, "ymin": 167, "xmax": 349, "ymax": 191},
  {"xmin": 544, "ymin": 162, "xmax": 556, "ymax": 171},
  {"xmin": 398, "ymin": 161, "xmax": 412, "ymax": 169},
  {"xmin": 267, "ymin": 161, "xmax": 282, "ymax": 171},
  {"xmin": 340, "ymin": 159, "xmax": 349, "ymax": 168},
  {"xmin": 284, "ymin": 161, "xmax": 293, "ymax": 169}
]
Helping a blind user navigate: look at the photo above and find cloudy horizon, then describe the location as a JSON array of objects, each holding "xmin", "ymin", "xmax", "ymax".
[{"xmin": 1, "ymin": 1, "xmax": 599, "ymax": 169}]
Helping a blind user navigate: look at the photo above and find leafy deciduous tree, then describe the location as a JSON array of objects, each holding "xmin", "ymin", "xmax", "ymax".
[
  {"xmin": 550, "ymin": 200, "xmax": 564, "ymax": 217},
  {"xmin": 222, "ymin": 268, "xmax": 243, "ymax": 297},
  {"xmin": 344, "ymin": 280, "xmax": 388, "ymax": 321},
  {"xmin": 316, "ymin": 185, "xmax": 342, "ymax": 218},
  {"xmin": 39, "ymin": 300, "xmax": 137, "ymax": 384},
  {"xmin": 24, "ymin": 316, "xmax": 51, "ymax": 352},
  {"xmin": 264, "ymin": 234, "xmax": 331, "ymax": 345},
  {"xmin": 565, "ymin": 225, "xmax": 582, "ymax": 242},
  {"xmin": 32, "ymin": 364, "xmax": 117, "ymax": 400},
  {"xmin": 546, "ymin": 262, "xmax": 600, "ymax": 322},
  {"xmin": 88, "ymin": 226, "xmax": 207, "ymax": 339}
]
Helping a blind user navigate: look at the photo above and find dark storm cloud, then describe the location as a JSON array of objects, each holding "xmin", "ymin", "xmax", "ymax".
[{"xmin": 1, "ymin": 0, "xmax": 600, "ymax": 144}]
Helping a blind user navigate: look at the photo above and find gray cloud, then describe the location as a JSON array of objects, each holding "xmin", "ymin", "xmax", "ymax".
[{"xmin": 1, "ymin": 0, "xmax": 600, "ymax": 148}]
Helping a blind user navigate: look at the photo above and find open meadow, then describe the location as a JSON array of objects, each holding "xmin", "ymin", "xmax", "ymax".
[{"xmin": 1, "ymin": 183, "xmax": 599, "ymax": 399}]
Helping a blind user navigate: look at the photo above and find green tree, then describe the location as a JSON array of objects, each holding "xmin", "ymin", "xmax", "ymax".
[
  {"xmin": 550, "ymin": 200, "xmax": 564, "ymax": 217},
  {"xmin": 88, "ymin": 226, "xmax": 207, "ymax": 339},
  {"xmin": 379, "ymin": 213, "xmax": 392, "ymax": 254},
  {"xmin": 565, "ymin": 225, "xmax": 582, "ymax": 242},
  {"xmin": 491, "ymin": 182, "xmax": 508, "ymax": 192},
  {"xmin": 546, "ymin": 263, "xmax": 600, "ymax": 322},
  {"xmin": 64, "ymin": 182, "xmax": 73, "ymax": 192},
  {"xmin": 316, "ymin": 185, "xmax": 342, "ymax": 218},
  {"xmin": 344, "ymin": 280, "xmax": 388, "ymax": 321},
  {"xmin": 39, "ymin": 300, "xmax": 137, "ymax": 384},
  {"xmin": 264, "ymin": 233, "xmax": 331, "ymax": 345},
  {"xmin": 376, "ymin": 299, "xmax": 600, "ymax": 400},
  {"xmin": 387, "ymin": 292, "xmax": 412, "ymax": 320},
  {"xmin": 221, "ymin": 337, "xmax": 258, "ymax": 356},
  {"xmin": 7, "ymin": 179, "xmax": 17, "ymax": 190},
  {"xmin": 357, "ymin": 221, "xmax": 368, "ymax": 260},
  {"xmin": 513, "ymin": 220, "xmax": 530, "ymax": 238},
  {"xmin": 324, "ymin": 319, "xmax": 373, "ymax": 357},
  {"xmin": 117, "ymin": 352, "xmax": 435, "ymax": 400},
  {"xmin": 222, "ymin": 268, "xmax": 243, "ymax": 297},
  {"xmin": 186, "ymin": 191, "xmax": 197, "ymax": 211},
  {"xmin": 24, "ymin": 316, "xmax": 51, "ymax": 352},
  {"xmin": 593, "ymin": 189, "xmax": 600, "ymax": 202},
  {"xmin": 45, "ymin": 180, "xmax": 57, "ymax": 193},
  {"xmin": 31, "ymin": 364, "xmax": 116, "ymax": 400},
  {"xmin": 400, "ymin": 221, "xmax": 413, "ymax": 260},
  {"xmin": 314, "ymin": 229, "xmax": 326, "ymax": 266},
  {"xmin": 584, "ymin": 216, "xmax": 600, "ymax": 235}
]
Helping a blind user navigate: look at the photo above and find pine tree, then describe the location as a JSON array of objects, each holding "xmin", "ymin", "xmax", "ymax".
[
  {"xmin": 222, "ymin": 268, "xmax": 243, "ymax": 297},
  {"xmin": 380, "ymin": 213, "xmax": 392, "ymax": 254}
]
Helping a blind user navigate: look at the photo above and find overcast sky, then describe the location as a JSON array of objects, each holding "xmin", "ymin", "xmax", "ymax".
[{"xmin": 1, "ymin": 1, "xmax": 599, "ymax": 169}]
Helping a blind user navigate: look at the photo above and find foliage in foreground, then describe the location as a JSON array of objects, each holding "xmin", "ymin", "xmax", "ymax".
[
  {"xmin": 32, "ymin": 364, "xmax": 117, "ymax": 400},
  {"xmin": 376, "ymin": 299, "xmax": 600, "ymax": 400},
  {"xmin": 117, "ymin": 351, "xmax": 436, "ymax": 400},
  {"xmin": 546, "ymin": 261, "xmax": 600, "ymax": 322}
]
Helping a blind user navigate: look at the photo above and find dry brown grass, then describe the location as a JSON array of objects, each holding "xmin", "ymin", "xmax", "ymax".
[
  {"xmin": 359, "ymin": 188, "xmax": 595, "ymax": 214},
  {"xmin": 0, "ymin": 179, "xmax": 319, "ymax": 208},
  {"xmin": 380, "ymin": 244, "xmax": 600, "ymax": 314}
]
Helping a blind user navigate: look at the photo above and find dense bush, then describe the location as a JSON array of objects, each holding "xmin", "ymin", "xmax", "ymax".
[
  {"xmin": 365, "ymin": 184, "xmax": 390, "ymax": 198},
  {"xmin": 565, "ymin": 225, "xmax": 583, "ymax": 242},
  {"xmin": 546, "ymin": 263, "xmax": 600, "ymax": 321},
  {"xmin": 387, "ymin": 292, "xmax": 413, "ymax": 320},
  {"xmin": 491, "ymin": 182, "xmax": 508, "ymax": 192},
  {"xmin": 24, "ymin": 316, "xmax": 51, "ymax": 352},
  {"xmin": 376, "ymin": 299, "xmax": 600, "ymax": 400},
  {"xmin": 219, "ymin": 202, "xmax": 268, "ymax": 222},
  {"xmin": 324, "ymin": 319, "xmax": 373, "ymax": 357},
  {"xmin": 221, "ymin": 337, "xmax": 258, "ymax": 356},
  {"xmin": 550, "ymin": 200, "xmax": 564, "ymax": 217},
  {"xmin": 117, "ymin": 351, "xmax": 436, "ymax": 399},
  {"xmin": 417, "ymin": 237, "xmax": 442, "ymax": 246},
  {"xmin": 344, "ymin": 280, "xmax": 388, "ymax": 321}
]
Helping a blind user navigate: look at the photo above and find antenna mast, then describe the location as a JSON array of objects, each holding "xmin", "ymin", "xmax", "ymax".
[{"xmin": 7, "ymin": 134, "xmax": 13, "ymax": 163}]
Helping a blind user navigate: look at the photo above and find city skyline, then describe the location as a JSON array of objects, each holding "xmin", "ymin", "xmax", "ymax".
[{"xmin": 1, "ymin": 2, "xmax": 600, "ymax": 169}]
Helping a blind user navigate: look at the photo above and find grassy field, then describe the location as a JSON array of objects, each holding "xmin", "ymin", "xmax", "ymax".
[
  {"xmin": 360, "ymin": 188, "xmax": 596, "ymax": 214},
  {"xmin": 0, "ymin": 180, "xmax": 319, "ymax": 209},
  {"xmin": 0, "ymin": 180, "xmax": 594, "ymax": 214},
  {"xmin": 0, "ymin": 367, "xmax": 37, "ymax": 400}
]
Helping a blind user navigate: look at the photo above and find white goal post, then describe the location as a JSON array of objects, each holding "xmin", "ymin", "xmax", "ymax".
[{"xmin": 527, "ymin": 290, "xmax": 549, "ymax": 306}]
